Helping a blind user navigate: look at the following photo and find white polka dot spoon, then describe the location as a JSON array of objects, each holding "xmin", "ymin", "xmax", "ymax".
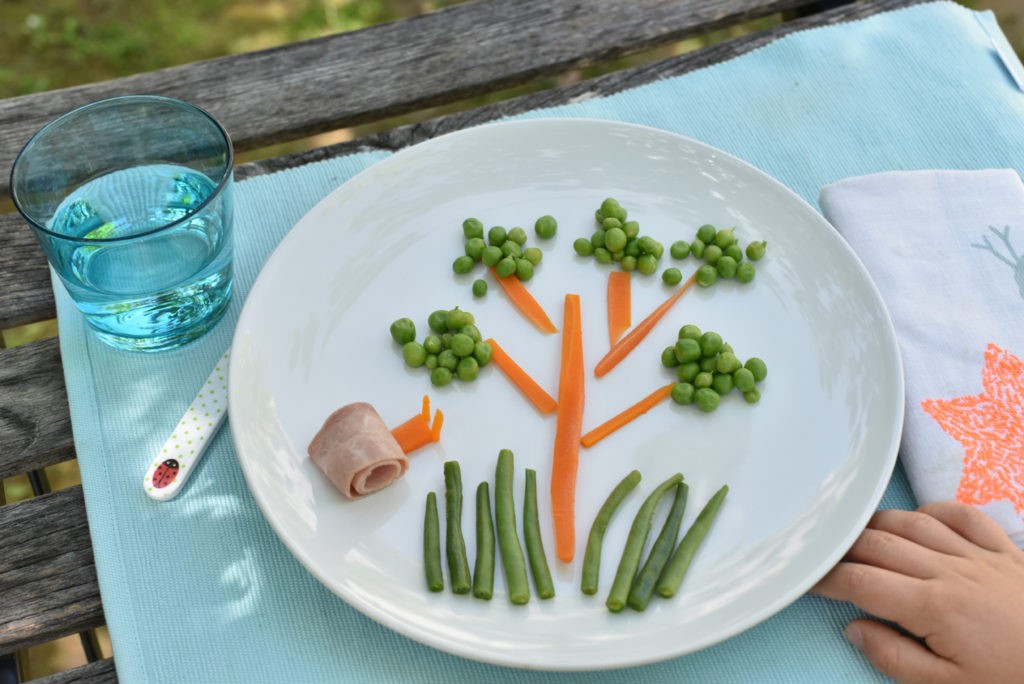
[{"xmin": 143, "ymin": 349, "xmax": 230, "ymax": 501}]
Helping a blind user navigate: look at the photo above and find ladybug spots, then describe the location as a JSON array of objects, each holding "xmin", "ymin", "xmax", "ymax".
[{"xmin": 152, "ymin": 459, "xmax": 180, "ymax": 489}]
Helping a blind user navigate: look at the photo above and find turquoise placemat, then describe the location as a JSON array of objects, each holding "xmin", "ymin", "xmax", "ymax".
[{"xmin": 53, "ymin": 2, "xmax": 1024, "ymax": 682}]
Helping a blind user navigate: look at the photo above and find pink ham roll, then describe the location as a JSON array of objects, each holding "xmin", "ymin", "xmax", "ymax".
[{"xmin": 308, "ymin": 402, "xmax": 409, "ymax": 499}]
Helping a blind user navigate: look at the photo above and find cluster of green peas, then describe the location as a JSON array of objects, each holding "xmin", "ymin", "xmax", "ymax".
[
  {"xmin": 572, "ymin": 197, "xmax": 665, "ymax": 275},
  {"xmin": 664, "ymin": 224, "xmax": 767, "ymax": 288},
  {"xmin": 453, "ymin": 215, "xmax": 558, "ymax": 297},
  {"xmin": 663, "ymin": 324, "xmax": 767, "ymax": 412},
  {"xmin": 390, "ymin": 307, "xmax": 494, "ymax": 387}
]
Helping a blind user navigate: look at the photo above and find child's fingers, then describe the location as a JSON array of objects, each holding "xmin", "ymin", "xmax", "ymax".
[
  {"xmin": 916, "ymin": 501, "xmax": 1017, "ymax": 553},
  {"xmin": 810, "ymin": 563, "xmax": 933, "ymax": 636},
  {"xmin": 845, "ymin": 618, "xmax": 959, "ymax": 684},
  {"xmin": 842, "ymin": 527, "xmax": 943, "ymax": 579},
  {"xmin": 868, "ymin": 509, "xmax": 978, "ymax": 557}
]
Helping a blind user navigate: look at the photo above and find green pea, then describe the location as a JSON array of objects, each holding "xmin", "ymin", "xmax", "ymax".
[
  {"xmin": 746, "ymin": 240, "xmax": 767, "ymax": 261},
  {"xmin": 624, "ymin": 238, "xmax": 641, "ymax": 258},
  {"xmin": 488, "ymin": 225, "xmax": 507, "ymax": 246},
  {"xmin": 637, "ymin": 254, "xmax": 658, "ymax": 276},
  {"xmin": 465, "ymin": 237, "xmax": 487, "ymax": 260},
  {"xmin": 671, "ymin": 383, "xmax": 695, "ymax": 405},
  {"xmin": 696, "ymin": 264, "xmax": 718, "ymax": 287},
  {"xmin": 703, "ymin": 244, "xmax": 722, "ymax": 265},
  {"xmin": 699, "ymin": 331, "xmax": 723, "ymax": 357},
  {"xmin": 424, "ymin": 353, "xmax": 438, "ymax": 370},
  {"xmin": 473, "ymin": 341, "xmax": 493, "ymax": 366},
  {"xmin": 424, "ymin": 334, "xmax": 443, "ymax": 355},
  {"xmin": 496, "ymin": 256, "xmax": 517, "ymax": 278},
  {"xmin": 594, "ymin": 209, "xmax": 606, "ymax": 224},
  {"xmin": 716, "ymin": 255, "xmax": 738, "ymax": 279},
  {"xmin": 721, "ymin": 342, "xmax": 734, "ymax": 355},
  {"xmin": 430, "ymin": 367, "xmax": 453, "ymax": 387},
  {"xmin": 482, "ymin": 245, "xmax": 503, "ymax": 266},
  {"xmin": 600, "ymin": 198, "xmax": 623, "ymax": 219},
  {"xmin": 450, "ymin": 333, "xmax": 475, "ymax": 357},
  {"xmin": 733, "ymin": 367, "xmax": 756, "ymax": 393},
  {"xmin": 745, "ymin": 357, "xmax": 768, "ymax": 382},
  {"xmin": 711, "ymin": 372, "xmax": 734, "ymax": 395},
  {"xmin": 743, "ymin": 387, "xmax": 762, "ymax": 404},
  {"xmin": 678, "ymin": 324, "xmax": 702, "ymax": 341},
  {"xmin": 508, "ymin": 226, "xmax": 527, "ymax": 245},
  {"xmin": 690, "ymin": 238, "xmax": 706, "ymax": 259},
  {"xmin": 699, "ymin": 356, "xmax": 717, "ymax": 372},
  {"xmin": 523, "ymin": 247, "xmax": 543, "ymax": 265},
  {"xmin": 446, "ymin": 308, "xmax": 473, "ymax": 329},
  {"xmin": 500, "ymin": 240, "xmax": 523, "ymax": 259},
  {"xmin": 428, "ymin": 309, "xmax": 448, "ymax": 334},
  {"xmin": 670, "ymin": 241, "xmax": 691, "ymax": 259},
  {"xmin": 622, "ymin": 220, "xmax": 640, "ymax": 239},
  {"xmin": 438, "ymin": 349, "xmax": 458, "ymax": 371},
  {"xmin": 389, "ymin": 317, "xmax": 416, "ymax": 345},
  {"xmin": 462, "ymin": 217, "xmax": 484, "ymax": 240},
  {"xmin": 573, "ymin": 238, "xmax": 594, "ymax": 256},
  {"xmin": 662, "ymin": 267, "xmax": 683, "ymax": 286},
  {"xmin": 453, "ymin": 255, "xmax": 475, "ymax": 274},
  {"xmin": 472, "ymin": 279, "xmax": 488, "ymax": 297},
  {"xmin": 676, "ymin": 361, "xmax": 700, "ymax": 383},
  {"xmin": 460, "ymin": 324, "xmax": 481, "ymax": 342},
  {"xmin": 736, "ymin": 262, "xmax": 756, "ymax": 283},
  {"xmin": 674, "ymin": 338, "xmax": 701, "ymax": 363},
  {"xmin": 695, "ymin": 387, "xmax": 721, "ymax": 412},
  {"xmin": 594, "ymin": 247, "xmax": 613, "ymax": 264},
  {"xmin": 610, "ymin": 250, "xmax": 625, "ymax": 262},
  {"xmin": 649, "ymin": 240, "xmax": 664, "ymax": 259},
  {"xmin": 713, "ymin": 228, "xmax": 736, "ymax": 248},
  {"xmin": 516, "ymin": 258, "xmax": 534, "ymax": 281},
  {"xmin": 402, "ymin": 341, "xmax": 426, "ymax": 367},
  {"xmin": 661, "ymin": 346, "xmax": 680, "ymax": 368},
  {"xmin": 605, "ymin": 227, "xmax": 627, "ymax": 253},
  {"xmin": 535, "ymin": 215, "xmax": 557, "ymax": 239},
  {"xmin": 456, "ymin": 356, "xmax": 480, "ymax": 381},
  {"xmin": 638, "ymin": 236, "xmax": 659, "ymax": 254},
  {"xmin": 620, "ymin": 255, "xmax": 637, "ymax": 271},
  {"xmin": 716, "ymin": 352, "xmax": 741, "ymax": 374},
  {"xmin": 725, "ymin": 243, "xmax": 744, "ymax": 262},
  {"xmin": 693, "ymin": 371, "xmax": 714, "ymax": 389},
  {"xmin": 602, "ymin": 217, "xmax": 623, "ymax": 231},
  {"xmin": 696, "ymin": 224, "xmax": 716, "ymax": 244}
]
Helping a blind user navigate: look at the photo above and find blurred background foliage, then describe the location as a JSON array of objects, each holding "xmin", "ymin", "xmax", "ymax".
[{"xmin": 1, "ymin": 0, "xmax": 1020, "ymax": 678}]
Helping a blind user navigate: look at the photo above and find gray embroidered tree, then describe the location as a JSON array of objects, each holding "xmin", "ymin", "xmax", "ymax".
[{"xmin": 972, "ymin": 225, "xmax": 1024, "ymax": 298}]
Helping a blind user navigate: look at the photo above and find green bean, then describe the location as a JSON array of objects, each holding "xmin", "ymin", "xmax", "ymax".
[
  {"xmin": 670, "ymin": 240, "xmax": 691, "ymax": 259},
  {"xmin": 535, "ymin": 215, "xmax": 557, "ymax": 239},
  {"xmin": 473, "ymin": 481, "xmax": 495, "ymax": 599},
  {"xmin": 402, "ymin": 342, "xmax": 427, "ymax": 368},
  {"xmin": 628, "ymin": 481, "xmax": 689, "ymax": 610},
  {"xmin": 656, "ymin": 485, "xmax": 729, "ymax": 598},
  {"xmin": 662, "ymin": 267, "xmax": 683, "ymax": 286},
  {"xmin": 507, "ymin": 226, "xmax": 528, "ymax": 245},
  {"xmin": 424, "ymin": 491, "xmax": 444, "ymax": 592},
  {"xmin": 462, "ymin": 217, "xmax": 484, "ymax": 240},
  {"xmin": 444, "ymin": 461, "xmax": 472, "ymax": 594},
  {"xmin": 495, "ymin": 449, "xmax": 530, "ymax": 604},
  {"xmin": 523, "ymin": 469, "xmax": 555, "ymax": 599},
  {"xmin": 581, "ymin": 469, "xmax": 642, "ymax": 595},
  {"xmin": 573, "ymin": 237, "xmax": 594, "ymax": 257},
  {"xmin": 389, "ymin": 317, "xmax": 416, "ymax": 344},
  {"xmin": 606, "ymin": 473, "xmax": 683, "ymax": 612}
]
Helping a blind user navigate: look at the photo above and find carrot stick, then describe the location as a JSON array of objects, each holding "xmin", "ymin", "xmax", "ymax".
[
  {"xmin": 594, "ymin": 270, "xmax": 698, "ymax": 378},
  {"xmin": 485, "ymin": 337, "xmax": 558, "ymax": 414},
  {"xmin": 607, "ymin": 270, "xmax": 631, "ymax": 347},
  {"xmin": 390, "ymin": 395, "xmax": 444, "ymax": 454},
  {"xmin": 489, "ymin": 267, "xmax": 558, "ymax": 334},
  {"xmin": 551, "ymin": 293, "xmax": 584, "ymax": 563},
  {"xmin": 580, "ymin": 383, "xmax": 674, "ymax": 448}
]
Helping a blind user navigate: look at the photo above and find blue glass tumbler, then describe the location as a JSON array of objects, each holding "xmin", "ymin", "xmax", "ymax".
[{"xmin": 10, "ymin": 95, "xmax": 234, "ymax": 352}]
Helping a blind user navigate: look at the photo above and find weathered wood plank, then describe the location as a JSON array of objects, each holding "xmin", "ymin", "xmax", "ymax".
[
  {"xmin": 0, "ymin": 212, "xmax": 53, "ymax": 331},
  {"xmin": 0, "ymin": 486, "xmax": 105, "ymax": 655},
  {"xmin": 0, "ymin": 338, "xmax": 73, "ymax": 479},
  {"xmin": 31, "ymin": 659, "xmax": 117, "ymax": 684},
  {"xmin": 0, "ymin": 0, "xmax": 830, "ymax": 200}
]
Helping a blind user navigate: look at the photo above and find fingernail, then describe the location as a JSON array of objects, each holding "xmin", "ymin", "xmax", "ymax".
[{"xmin": 845, "ymin": 624, "xmax": 864, "ymax": 650}]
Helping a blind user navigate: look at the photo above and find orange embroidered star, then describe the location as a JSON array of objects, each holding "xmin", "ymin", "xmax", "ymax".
[{"xmin": 921, "ymin": 343, "xmax": 1024, "ymax": 513}]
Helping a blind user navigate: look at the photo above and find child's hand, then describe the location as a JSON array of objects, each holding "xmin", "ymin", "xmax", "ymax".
[{"xmin": 810, "ymin": 501, "xmax": 1024, "ymax": 684}]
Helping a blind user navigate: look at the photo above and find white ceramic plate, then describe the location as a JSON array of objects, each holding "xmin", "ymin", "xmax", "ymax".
[{"xmin": 229, "ymin": 119, "xmax": 903, "ymax": 671}]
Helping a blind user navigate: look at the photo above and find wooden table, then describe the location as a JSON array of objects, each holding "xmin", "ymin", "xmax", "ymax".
[{"xmin": 0, "ymin": 1, "xmax": 923, "ymax": 680}]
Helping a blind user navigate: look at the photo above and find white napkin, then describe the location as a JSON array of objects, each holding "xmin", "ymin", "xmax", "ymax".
[{"xmin": 820, "ymin": 169, "xmax": 1024, "ymax": 547}]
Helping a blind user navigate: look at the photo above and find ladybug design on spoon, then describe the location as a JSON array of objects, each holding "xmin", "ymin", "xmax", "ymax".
[{"xmin": 152, "ymin": 459, "xmax": 180, "ymax": 489}]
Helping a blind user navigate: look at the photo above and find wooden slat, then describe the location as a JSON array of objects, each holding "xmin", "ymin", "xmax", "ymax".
[
  {"xmin": 0, "ymin": 486, "xmax": 105, "ymax": 655},
  {"xmin": 0, "ymin": 338, "xmax": 73, "ymax": 479},
  {"xmin": 32, "ymin": 659, "xmax": 117, "ymax": 684},
  {"xmin": 0, "ymin": 0, "xmax": 828, "ymax": 200},
  {"xmin": 0, "ymin": 212, "xmax": 53, "ymax": 330}
]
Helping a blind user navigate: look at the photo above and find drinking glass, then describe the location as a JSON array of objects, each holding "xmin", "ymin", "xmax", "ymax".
[{"xmin": 10, "ymin": 95, "xmax": 234, "ymax": 352}]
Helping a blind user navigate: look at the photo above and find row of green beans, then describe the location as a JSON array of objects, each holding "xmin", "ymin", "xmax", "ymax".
[{"xmin": 423, "ymin": 450, "xmax": 556, "ymax": 603}]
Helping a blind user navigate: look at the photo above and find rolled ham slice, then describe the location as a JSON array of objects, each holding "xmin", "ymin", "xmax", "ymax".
[{"xmin": 308, "ymin": 402, "xmax": 409, "ymax": 499}]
